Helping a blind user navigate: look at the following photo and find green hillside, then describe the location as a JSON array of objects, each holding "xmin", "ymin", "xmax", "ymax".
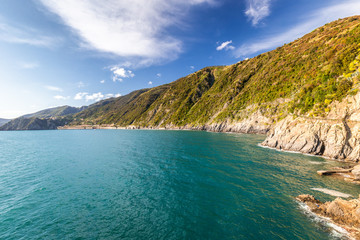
[
  {"xmin": 23, "ymin": 105, "xmax": 87, "ymax": 119},
  {"xmin": 70, "ymin": 16, "xmax": 360, "ymax": 128}
]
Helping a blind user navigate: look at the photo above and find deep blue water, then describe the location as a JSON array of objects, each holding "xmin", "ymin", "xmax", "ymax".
[{"xmin": 0, "ymin": 130, "xmax": 359, "ymax": 239}]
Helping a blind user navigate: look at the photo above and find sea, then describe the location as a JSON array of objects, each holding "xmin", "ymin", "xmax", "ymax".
[{"xmin": 0, "ymin": 130, "xmax": 359, "ymax": 239}]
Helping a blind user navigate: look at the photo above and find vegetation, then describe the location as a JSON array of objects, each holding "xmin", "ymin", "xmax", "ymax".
[
  {"xmin": 71, "ymin": 16, "xmax": 360, "ymax": 127},
  {"xmin": 3, "ymin": 16, "xmax": 360, "ymax": 130}
]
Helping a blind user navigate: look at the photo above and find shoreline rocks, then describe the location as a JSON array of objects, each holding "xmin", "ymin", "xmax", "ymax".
[{"xmin": 297, "ymin": 194, "xmax": 360, "ymax": 239}]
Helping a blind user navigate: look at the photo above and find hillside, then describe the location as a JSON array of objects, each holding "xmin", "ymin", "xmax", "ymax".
[
  {"xmin": 0, "ymin": 117, "xmax": 66, "ymax": 131},
  {"xmin": 0, "ymin": 105, "xmax": 84, "ymax": 131},
  {"xmin": 71, "ymin": 16, "xmax": 360, "ymax": 128}
]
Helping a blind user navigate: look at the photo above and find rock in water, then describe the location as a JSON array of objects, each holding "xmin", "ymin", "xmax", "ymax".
[{"xmin": 297, "ymin": 194, "xmax": 360, "ymax": 239}]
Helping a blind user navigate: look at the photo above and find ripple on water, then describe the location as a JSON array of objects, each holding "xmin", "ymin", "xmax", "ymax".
[{"xmin": 0, "ymin": 130, "xmax": 359, "ymax": 240}]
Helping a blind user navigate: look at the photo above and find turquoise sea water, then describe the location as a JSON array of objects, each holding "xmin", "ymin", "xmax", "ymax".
[{"xmin": 0, "ymin": 130, "xmax": 359, "ymax": 239}]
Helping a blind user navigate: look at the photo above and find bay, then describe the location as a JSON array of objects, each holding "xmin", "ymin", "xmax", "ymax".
[{"xmin": 0, "ymin": 130, "xmax": 358, "ymax": 239}]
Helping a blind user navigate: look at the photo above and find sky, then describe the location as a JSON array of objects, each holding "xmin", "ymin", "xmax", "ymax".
[{"xmin": 1, "ymin": 0, "xmax": 360, "ymax": 119}]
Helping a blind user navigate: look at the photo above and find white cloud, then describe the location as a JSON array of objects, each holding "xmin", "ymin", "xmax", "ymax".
[
  {"xmin": 39, "ymin": 0, "xmax": 216, "ymax": 65},
  {"xmin": 245, "ymin": 0, "xmax": 271, "ymax": 26},
  {"xmin": 216, "ymin": 40, "xmax": 235, "ymax": 51},
  {"xmin": 111, "ymin": 66, "xmax": 135, "ymax": 82},
  {"xmin": 190, "ymin": 66, "xmax": 195, "ymax": 70},
  {"xmin": 85, "ymin": 92, "xmax": 104, "ymax": 101},
  {"xmin": 237, "ymin": 0, "xmax": 360, "ymax": 57},
  {"xmin": 156, "ymin": 73, "xmax": 162, "ymax": 78},
  {"xmin": 77, "ymin": 81, "xmax": 85, "ymax": 88},
  {"xmin": 74, "ymin": 92, "xmax": 88, "ymax": 100},
  {"xmin": 148, "ymin": 81, "xmax": 153, "ymax": 85},
  {"xmin": 54, "ymin": 95, "xmax": 70, "ymax": 100},
  {"xmin": 0, "ymin": 20, "xmax": 61, "ymax": 48},
  {"xmin": 100, "ymin": 79, "xmax": 105, "ymax": 84},
  {"xmin": 74, "ymin": 92, "xmax": 121, "ymax": 102},
  {"xmin": 20, "ymin": 62, "xmax": 40, "ymax": 69},
  {"xmin": 45, "ymin": 85, "xmax": 63, "ymax": 92}
]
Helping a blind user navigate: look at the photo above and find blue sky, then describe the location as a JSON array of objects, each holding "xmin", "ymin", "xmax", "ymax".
[{"xmin": 1, "ymin": 0, "xmax": 360, "ymax": 118}]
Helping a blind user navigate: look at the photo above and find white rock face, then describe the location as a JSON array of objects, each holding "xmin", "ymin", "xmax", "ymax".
[{"xmin": 262, "ymin": 92, "xmax": 360, "ymax": 162}]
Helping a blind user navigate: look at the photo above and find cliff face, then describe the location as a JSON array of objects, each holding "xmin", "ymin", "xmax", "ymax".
[{"xmin": 262, "ymin": 92, "xmax": 360, "ymax": 161}]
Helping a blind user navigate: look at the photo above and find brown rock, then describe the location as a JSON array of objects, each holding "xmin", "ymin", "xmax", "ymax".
[
  {"xmin": 297, "ymin": 194, "xmax": 360, "ymax": 239},
  {"xmin": 352, "ymin": 165, "xmax": 360, "ymax": 181}
]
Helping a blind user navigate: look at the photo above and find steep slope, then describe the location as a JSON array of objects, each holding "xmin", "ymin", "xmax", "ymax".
[{"xmin": 70, "ymin": 16, "xmax": 360, "ymax": 135}]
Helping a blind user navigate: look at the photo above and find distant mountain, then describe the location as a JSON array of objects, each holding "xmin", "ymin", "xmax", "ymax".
[
  {"xmin": 0, "ymin": 118, "xmax": 10, "ymax": 127},
  {"xmin": 0, "ymin": 117, "xmax": 67, "ymax": 131},
  {"xmin": 22, "ymin": 105, "xmax": 87, "ymax": 119},
  {"xmin": 0, "ymin": 105, "xmax": 85, "ymax": 131}
]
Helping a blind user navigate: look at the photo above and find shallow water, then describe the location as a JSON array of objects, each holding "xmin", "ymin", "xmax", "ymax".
[{"xmin": 0, "ymin": 130, "xmax": 359, "ymax": 239}]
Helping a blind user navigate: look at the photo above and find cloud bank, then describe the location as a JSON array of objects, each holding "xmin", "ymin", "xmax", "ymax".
[{"xmin": 39, "ymin": 0, "xmax": 215, "ymax": 66}]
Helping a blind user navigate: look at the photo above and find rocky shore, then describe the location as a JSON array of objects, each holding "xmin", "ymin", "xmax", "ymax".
[{"xmin": 297, "ymin": 194, "xmax": 360, "ymax": 239}]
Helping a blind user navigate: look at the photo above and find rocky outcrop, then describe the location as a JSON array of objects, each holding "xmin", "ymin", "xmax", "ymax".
[
  {"xmin": 297, "ymin": 194, "xmax": 360, "ymax": 239},
  {"xmin": 262, "ymin": 93, "xmax": 360, "ymax": 162}
]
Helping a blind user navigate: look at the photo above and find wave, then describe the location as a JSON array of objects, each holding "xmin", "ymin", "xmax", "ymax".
[{"xmin": 297, "ymin": 201, "xmax": 352, "ymax": 240}]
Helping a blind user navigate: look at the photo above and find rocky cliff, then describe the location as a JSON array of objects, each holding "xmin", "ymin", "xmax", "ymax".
[{"xmin": 262, "ymin": 92, "xmax": 360, "ymax": 162}]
